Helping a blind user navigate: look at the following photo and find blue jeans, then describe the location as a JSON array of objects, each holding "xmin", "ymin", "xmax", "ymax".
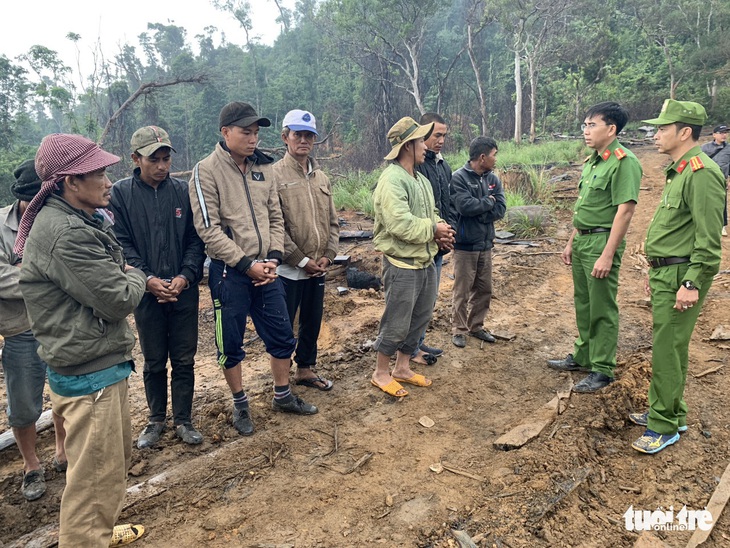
[{"xmin": 3, "ymin": 330, "xmax": 47, "ymax": 428}]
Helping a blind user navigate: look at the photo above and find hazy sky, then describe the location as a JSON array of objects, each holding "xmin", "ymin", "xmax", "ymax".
[{"xmin": 1, "ymin": 0, "xmax": 287, "ymax": 74}]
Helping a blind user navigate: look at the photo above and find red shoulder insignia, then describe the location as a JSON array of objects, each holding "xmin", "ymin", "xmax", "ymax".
[
  {"xmin": 689, "ymin": 156, "xmax": 704, "ymax": 172},
  {"xmin": 614, "ymin": 148, "xmax": 627, "ymax": 160},
  {"xmin": 676, "ymin": 160, "xmax": 688, "ymax": 174},
  {"xmin": 601, "ymin": 149, "xmax": 612, "ymax": 161}
]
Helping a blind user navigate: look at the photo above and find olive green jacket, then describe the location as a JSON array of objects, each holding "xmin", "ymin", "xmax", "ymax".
[{"xmin": 19, "ymin": 196, "xmax": 146, "ymax": 375}]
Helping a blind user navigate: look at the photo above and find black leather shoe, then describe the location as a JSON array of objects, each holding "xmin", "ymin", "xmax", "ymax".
[
  {"xmin": 468, "ymin": 329, "xmax": 496, "ymax": 343},
  {"xmin": 546, "ymin": 353, "xmax": 590, "ymax": 372},
  {"xmin": 272, "ymin": 395, "xmax": 318, "ymax": 415},
  {"xmin": 574, "ymin": 372, "xmax": 614, "ymax": 393},
  {"xmin": 232, "ymin": 407, "xmax": 255, "ymax": 436}
]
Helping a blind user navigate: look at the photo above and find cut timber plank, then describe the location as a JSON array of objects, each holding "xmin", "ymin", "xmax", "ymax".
[
  {"xmin": 493, "ymin": 380, "xmax": 572, "ymax": 451},
  {"xmin": 686, "ymin": 460, "xmax": 730, "ymax": 548},
  {"xmin": 0, "ymin": 409, "xmax": 54, "ymax": 451}
]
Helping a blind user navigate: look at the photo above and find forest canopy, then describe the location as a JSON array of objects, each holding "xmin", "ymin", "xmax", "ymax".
[{"xmin": 1, "ymin": 0, "xmax": 729, "ymax": 205}]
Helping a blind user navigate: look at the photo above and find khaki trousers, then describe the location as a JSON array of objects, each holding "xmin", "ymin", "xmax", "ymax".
[
  {"xmin": 51, "ymin": 379, "xmax": 131, "ymax": 548},
  {"xmin": 452, "ymin": 249, "xmax": 493, "ymax": 334}
]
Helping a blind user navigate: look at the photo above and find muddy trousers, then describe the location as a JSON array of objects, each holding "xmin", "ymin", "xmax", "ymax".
[
  {"xmin": 571, "ymin": 233, "xmax": 624, "ymax": 377},
  {"xmin": 135, "ymin": 287, "xmax": 199, "ymax": 425},
  {"xmin": 281, "ymin": 275, "xmax": 325, "ymax": 368},
  {"xmin": 51, "ymin": 379, "xmax": 131, "ymax": 548},
  {"xmin": 647, "ymin": 264, "xmax": 711, "ymax": 434},
  {"xmin": 452, "ymin": 249, "xmax": 492, "ymax": 335}
]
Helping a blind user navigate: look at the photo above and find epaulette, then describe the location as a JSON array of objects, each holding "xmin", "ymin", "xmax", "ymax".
[
  {"xmin": 614, "ymin": 148, "xmax": 627, "ymax": 160},
  {"xmin": 689, "ymin": 156, "xmax": 704, "ymax": 172},
  {"xmin": 601, "ymin": 149, "xmax": 612, "ymax": 161},
  {"xmin": 676, "ymin": 160, "xmax": 688, "ymax": 174}
]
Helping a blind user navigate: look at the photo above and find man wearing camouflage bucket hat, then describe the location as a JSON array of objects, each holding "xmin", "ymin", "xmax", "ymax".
[
  {"xmin": 628, "ymin": 100, "xmax": 725, "ymax": 454},
  {"xmin": 370, "ymin": 117, "xmax": 455, "ymax": 398}
]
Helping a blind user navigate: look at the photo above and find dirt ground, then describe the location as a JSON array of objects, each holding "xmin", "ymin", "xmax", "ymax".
[{"xmin": 1, "ymin": 142, "xmax": 730, "ymax": 548}]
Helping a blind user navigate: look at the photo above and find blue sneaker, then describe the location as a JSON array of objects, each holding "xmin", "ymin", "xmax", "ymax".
[
  {"xmin": 628, "ymin": 412, "xmax": 687, "ymax": 433},
  {"xmin": 632, "ymin": 429, "xmax": 680, "ymax": 454}
]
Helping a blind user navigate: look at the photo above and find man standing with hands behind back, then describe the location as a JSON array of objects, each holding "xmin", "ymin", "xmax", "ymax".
[{"xmin": 547, "ymin": 102, "xmax": 642, "ymax": 393}]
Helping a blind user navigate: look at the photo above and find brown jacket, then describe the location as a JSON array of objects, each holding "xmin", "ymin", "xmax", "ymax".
[
  {"xmin": 189, "ymin": 143, "xmax": 284, "ymax": 271},
  {"xmin": 273, "ymin": 153, "xmax": 339, "ymax": 267}
]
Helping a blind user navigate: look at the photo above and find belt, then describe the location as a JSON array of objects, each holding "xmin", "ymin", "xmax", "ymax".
[
  {"xmin": 648, "ymin": 256, "xmax": 690, "ymax": 268},
  {"xmin": 578, "ymin": 227, "xmax": 610, "ymax": 235}
]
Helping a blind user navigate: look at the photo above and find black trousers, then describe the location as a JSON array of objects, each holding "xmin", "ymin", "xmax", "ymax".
[
  {"xmin": 281, "ymin": 276, "xmax": 325, "ymax": 368},
  {"xmin": 135, "ymin": 285, "xmax": 199, "ymax": 425}
]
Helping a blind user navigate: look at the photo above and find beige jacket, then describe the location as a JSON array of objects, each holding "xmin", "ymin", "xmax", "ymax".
[
  {"xmin": 190, "ymin": 144, "xmax": 285, "ymax": 271},
  {"xmin": 273, "ymin": 153, "xmax": 339, "ymax": 267}
]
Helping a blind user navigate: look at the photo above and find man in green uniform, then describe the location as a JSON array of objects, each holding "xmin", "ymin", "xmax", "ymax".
[
  {"xmin": 629, "ymin": 100, "xmax": 725, "ymax": 454},
  {"xmin": 547, "ymin": 102, "xmax": 642, "ymax": 392}
]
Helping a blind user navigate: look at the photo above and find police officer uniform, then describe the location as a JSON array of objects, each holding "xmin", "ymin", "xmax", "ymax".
[
  {"xmin": 570, "ymin": 140, "xmax": 641, "ymax": 378},
  {"xmin": 632, "ymin": 100, "xmax": 725, "ymax": 453}
]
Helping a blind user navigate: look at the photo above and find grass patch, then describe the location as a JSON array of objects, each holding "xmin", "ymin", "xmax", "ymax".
[
  {"xmin": 504, "ymin": 209, "xmax": 547, "ymax": 238},
  {"xmin": 331, "ymin": 169, "xmax": 381, "ymax": 216},
  {"xmin": 444, "ymin": 139, "xmax": 585, "ymax": 171}
]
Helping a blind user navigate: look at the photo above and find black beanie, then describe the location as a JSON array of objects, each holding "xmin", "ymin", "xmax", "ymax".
[{"xmin": 11, "ymin": 159, "xmax": 42, "ymax": 201}]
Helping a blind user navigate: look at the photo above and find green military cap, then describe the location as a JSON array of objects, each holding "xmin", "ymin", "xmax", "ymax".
[{"xmin": 643, "ymin": 99, "xmax": 707, "ymax": 126}]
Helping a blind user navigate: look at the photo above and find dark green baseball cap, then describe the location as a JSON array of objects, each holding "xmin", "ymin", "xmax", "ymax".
[
  {"xmin": 131, "ymin": 126, "xmax": 176, "ymax": 156},
  {"xmin": 643, "ymin": 99, "xmax": 708, "ymax": 126}
]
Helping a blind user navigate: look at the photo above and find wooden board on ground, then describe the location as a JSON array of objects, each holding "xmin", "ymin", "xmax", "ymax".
[{"xmin": 686, "ymin": 460, "xmax": 730, "ymax": 548}]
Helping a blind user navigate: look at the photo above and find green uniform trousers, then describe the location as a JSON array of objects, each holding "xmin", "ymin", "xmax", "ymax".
[
  {"xmin": 571, "ymin": 232, "xmax": 625, "ymax": 377},
  {"xmin": 648, "ymin": 263, "xmax": 711, "ymax": 435}
]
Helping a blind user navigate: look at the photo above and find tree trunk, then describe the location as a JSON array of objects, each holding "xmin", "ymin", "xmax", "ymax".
[
  {"xmin": 527, "ymin": 53, "xmax": 537, "ymax": 143},
  {"xmin": 467, "ymin": 23, "xmax": 488, "ymax": 135},
  {"xmin": 514, "ymin": 48, "xmax": 522, "ymax": 144}
]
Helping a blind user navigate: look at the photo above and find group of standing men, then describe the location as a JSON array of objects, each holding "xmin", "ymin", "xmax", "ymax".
[
  {"xmin": 0, "ymin": 96, "xmax": 726, "ymax": 547},
  {"xmin": 0, "ymin": 101, "xmax": 338, "ymax": 547},
  {"xmin": 547, "ymin": 100, "xmax": 726, "ymax": 455}
]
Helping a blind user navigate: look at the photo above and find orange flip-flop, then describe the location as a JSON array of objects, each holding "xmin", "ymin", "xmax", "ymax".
[
  {"xmin": 392, "ymin": 373, "xmax": 432, "ymax": 387},
  {"xmin": 370, "ymin": 379, "xmax": 408, "ymax": 397}
]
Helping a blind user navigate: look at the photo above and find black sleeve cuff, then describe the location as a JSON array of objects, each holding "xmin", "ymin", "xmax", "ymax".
[
  {"xmin": 268, "ymin": 251, "xmax": 283, "ymax": 264},
  {"xmin": 234, "ymin": 257, "xmax": 253, "ymax": 274}
]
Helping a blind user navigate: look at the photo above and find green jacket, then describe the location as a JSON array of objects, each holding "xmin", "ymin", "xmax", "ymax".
[
  {"xmin": 373, "ymin": 163, "xmax": 442, "ymax": 269},
  {"xmin": 19, "ymin": 196, "xmax": 146, "ymax": 375},
  {"xmin": 645, "ymin": 146, "xmax": 725, "ymax": 288}
]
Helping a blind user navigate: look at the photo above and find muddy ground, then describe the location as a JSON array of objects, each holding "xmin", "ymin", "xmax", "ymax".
[{"xmin": 1, "ymin": 142, "xmax": 729, "ymax": 548}]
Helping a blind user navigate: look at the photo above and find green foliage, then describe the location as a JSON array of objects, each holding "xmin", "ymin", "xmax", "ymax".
[
  {"xmin": 330, "ymin": 169, "xmax": 382, "ymax": 216},
  {"xmin": 504, "ymin": 209, "xmax": 546, "ymax": 238}
]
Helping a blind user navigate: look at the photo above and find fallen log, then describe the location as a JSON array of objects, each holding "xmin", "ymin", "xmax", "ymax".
[{"xmin": 0, "ymin": 409, "xmax": 54, "ymax": 451}]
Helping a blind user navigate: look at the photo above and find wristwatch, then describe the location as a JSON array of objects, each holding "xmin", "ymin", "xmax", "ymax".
[{"xmin": 681, "ymin": 280, "xmax": 697, "ymax": 291}]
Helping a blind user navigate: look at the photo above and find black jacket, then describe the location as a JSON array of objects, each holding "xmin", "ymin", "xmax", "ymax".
[
  {"xmin": 416, "ymin": 150, "xmax": 454, "ymax": 226},
  {"xmin": 110, "ymin": 169, "xmax": 206, "ymax": 285},
  {"xmin": 450, "ymin": 163, "xmax": 507, "ymax": 251}
]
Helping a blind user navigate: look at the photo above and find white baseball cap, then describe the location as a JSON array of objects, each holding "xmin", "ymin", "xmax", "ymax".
[{"xmin": 282, "ymin": 109, "xmax": 318, "ymax": 135}]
